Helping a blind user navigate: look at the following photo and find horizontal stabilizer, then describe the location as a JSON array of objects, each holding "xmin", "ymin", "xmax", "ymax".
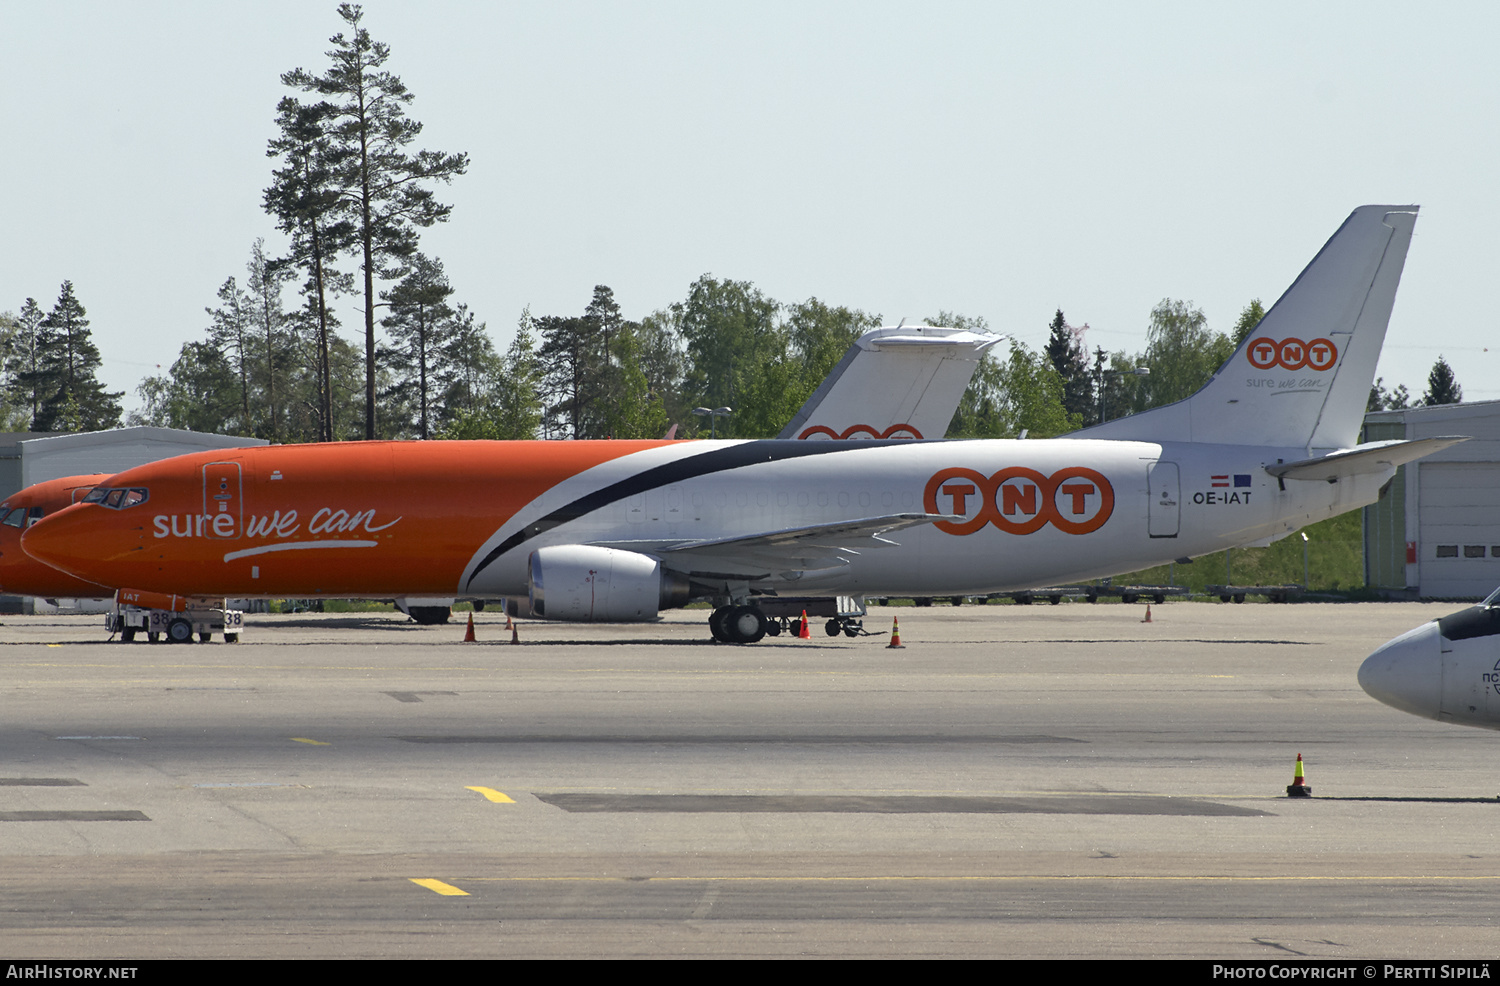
[{"xmin": 1265, "ymin": 437, "xmax": 1468, "ymax": 482}]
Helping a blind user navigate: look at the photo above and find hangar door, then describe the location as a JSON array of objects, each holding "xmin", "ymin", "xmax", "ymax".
[{"xmin": 1417, "ymin": 462, "xmax": 1500, "ymax": 599}]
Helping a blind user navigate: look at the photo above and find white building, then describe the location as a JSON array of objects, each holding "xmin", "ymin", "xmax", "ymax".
[{"xmin": 1364, "ymin": 401, "xmax": 1500, "ymax": 599}]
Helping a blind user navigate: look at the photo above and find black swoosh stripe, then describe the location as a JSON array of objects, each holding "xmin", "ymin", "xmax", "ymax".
[{"xmin": 463, "ymin": 440, "xmax": 912, "ymax": 590}]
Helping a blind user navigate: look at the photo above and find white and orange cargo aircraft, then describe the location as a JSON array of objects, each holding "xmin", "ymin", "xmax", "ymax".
[
  {"xmin": 1, "ymin": 324, "xmax": 998, "ymax": 624},
  {"xmin": 23, "ymin": 206, "xmax": 1460, "ymax": 643}
]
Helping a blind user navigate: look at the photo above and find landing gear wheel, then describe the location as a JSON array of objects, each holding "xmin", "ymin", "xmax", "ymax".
[
  {"xmin": 764, "ymin": 618, "xmax": 783, "ymax": 637},
  {"xmin": 726, "ymin": 605, "xmax": 767, "ymax": 643},
  {"xmin": 825, "ymin": 619, "xmax": 841, "ymax": 637},
  {"xmin": 709, "ymin": 606, "xmax": 732, "ymax": 642},
  {"xmin": 148, "ymin": 632, "xmax": 160, "ymax": 644},
  {"xmin": 225, "ymin": 633, "xmax": 239, "ymax": 643},
  {"xmin": 198, "ymin": 631, "xmax": 212, "ymax": 643},
  {"xmin": 166, "ymin": 618, "xmax": 194, "ymax": 644}
]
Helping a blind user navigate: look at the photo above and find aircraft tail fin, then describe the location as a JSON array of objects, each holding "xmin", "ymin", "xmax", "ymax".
[
  {"xmin": 778, "ymin": 326, "xmax": 1001, "ymax": 440},
  {"xmin": 1077, "ymin": 205, "xmax": 1418, "ymax": 451}
]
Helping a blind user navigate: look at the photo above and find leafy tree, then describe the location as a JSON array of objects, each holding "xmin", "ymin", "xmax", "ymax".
[
  {"xmin": 438, "ymin": 306, "xmax": 542, "ymax": 440},
  {"xmin": 1043, "ymin": 309, "xmax": 1094, "ymax": 424},
  {"xmin": 947, "ymin": 338, "xmax": 1077, "ymax": 439},
  {"xmin": 30, "ymin": 281, "xmax": 121, "ymax": 431},
  {"xmin": 132, "ymin": 342, "xmax": 241, "ymax": 432},
  {"xmin": 281, "ymin": 3, "xmax": 468, "ymax": 439},
  {"xmin": 1133, "ymin": 299, "xmax": 1233, "ymax": 412},
  {"xmin": 1423, "ymin": 356, "xmax": 1463, "ymax": 406},
  {"xmin": 677, "ymin": 275, "xmax": 783, "ymax": 437},
  {"xmin": 1231, "ymin": 299, "xmax": 1265, "ymax": 346},
  {"xmin": 1368, "ymin": 376, "xmax": 1411, "ymax": 412}
]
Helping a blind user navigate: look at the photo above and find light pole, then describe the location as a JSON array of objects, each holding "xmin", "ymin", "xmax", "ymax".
[
  {"xmin": 1098, "ymin": 366, "xmax": 1150, "ymax": 423},
  {"xmin": 692, "ymin": 406, "xmax": 732, "ymax": 438}
]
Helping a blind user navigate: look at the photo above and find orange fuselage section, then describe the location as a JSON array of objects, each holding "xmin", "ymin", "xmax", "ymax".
[{"xmin": 21, "ymin": 442, "xmax": 666, "ymax": 597}]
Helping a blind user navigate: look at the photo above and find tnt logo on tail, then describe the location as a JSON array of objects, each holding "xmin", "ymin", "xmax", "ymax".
[
  {"xmin": 1247, "ymin": 336, "xmax": 1338, "ymax": 372},
  {"xmin": 924, "ymin": 467, "xmax": 1113, "ymax": 535}
]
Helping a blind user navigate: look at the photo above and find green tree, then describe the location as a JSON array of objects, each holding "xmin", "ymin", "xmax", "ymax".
[
  {"xmin": 5, "ymin": 298, "xmax": 48, "ymax": 428},
  {"xmin": 1134, "ymin": 299, "xmax": 1234, "ymax": 412},
  {"xmin": 438, "ymin": 306, "xmax": 542, "ymax": 441},
  {"xmin": 1423, "ymin": 356, "xmax": 1463, "ymax": 406},
  {"xmin": 31, "ymin": 281, "xmax": 121, "ymax": 431},
  {"xmin": 1368, "ymin": 376, "xmax": 1411, "ymax": 412},
  {"xmin": 246, "ymin": 239, "xmax": 294, "ymax": 441},
  {"xmin": 677, "ymin": 275, "xmax": 784, "ymax": 437},
  {"xmin": 380, "ymin": 253, "xmax": 456, "ymax": 439},
  {"xmin": 1043, "ymin": 309, "xmax": 1094, "ymax": 424},
  {"xmin": 1231, "ymin": 299, "xmax": 1265, "ymax": 346},
  {"xmin": 205, "ymin": 276, "xmax": 256, "ymax": 434},
  {"xmin": 132, "ymin": 341, "xmax": 241, "ymax": 432},
  {"xmin": 282, "ymin": 3, "xmax": 468, "ymax": 440},
  {"xmin": 265, "ymin": 96, "xmax": 356, "ymax": 441}
]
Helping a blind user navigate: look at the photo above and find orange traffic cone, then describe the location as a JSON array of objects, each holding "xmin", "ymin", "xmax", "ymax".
[
  {"xmin": 464, "ymin": 612, "xmax": 477, "ymax": 642},
  {"xmin": 798, "ymin": 610, "xmax": 810, "ymax": 639},
  {"xmin": 505, "ymin": 613, "xmax": 513, "ymax": 631},
  {"xmin": 887, "ymin": 616, "xmax": 905, "ymax": 649},
  {"xmin": 1142, "ymin": 604, "xmax": 1152, "ymax": 623},
  {"xmin": 1285, "ymin": 753, "xmax": 1312, "ymax": 797}
]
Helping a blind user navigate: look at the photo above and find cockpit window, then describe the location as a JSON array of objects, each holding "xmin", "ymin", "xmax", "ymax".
[
  {"xmin": 79, "ymin": 486, "xmax": 150, "ymax": 509},
  {"xmin": 1484, "ymin": 586, "xmax": 1500, "ymax": 610},
  {"xmin": 1, "ymin": 509, "xmax": 23, "ymax": 528},
  {"xmin": 26, "ymin": 506, "xmax": 43, "ymax": 526}
]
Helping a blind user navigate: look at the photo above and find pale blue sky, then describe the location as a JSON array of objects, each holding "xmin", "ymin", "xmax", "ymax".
[{"xmin": 4, "ymin": 1, "xmax": 1497, "ymax": 412}]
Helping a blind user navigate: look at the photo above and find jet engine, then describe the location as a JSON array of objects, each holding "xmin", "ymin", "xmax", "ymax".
[{"xmin": 528, "ymin": 545, "xmax": 692, "ymax": 622}]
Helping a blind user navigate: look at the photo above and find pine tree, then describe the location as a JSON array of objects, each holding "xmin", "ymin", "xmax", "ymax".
[
  {"xmin": 380, "ymin": 253, "xmax": 455, "ymax": 439},
  {"xmin": 7, "ymin": 297, "xmax": 48, "ymax": 428},
  {"xmin": 281, "ymin": 3, "xmax": 468, "ymax": 439},
  {"xmin": 32, "ymin": 282, "xmax": 121, "ymax": 431},
  {"xmin": 1043, "ymin": 309, "xmax": 1094, "ymax": 424},
  {"xmin": 1423, "ymin": 356, "xmax": 1463, "ymax": 406},
  {"xmin": 264, "ymin": 96, "xmax": 356, "ymax": 441}
]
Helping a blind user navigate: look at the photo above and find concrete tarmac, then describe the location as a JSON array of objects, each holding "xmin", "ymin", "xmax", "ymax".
[{"xmin": 0, "ymin": 600, "xmax": 1495, "ymax": 958}]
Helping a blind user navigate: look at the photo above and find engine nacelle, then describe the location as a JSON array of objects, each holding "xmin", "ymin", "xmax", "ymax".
[{"xmin": 528, "ymin": 545, "xmax": 692, "ymax": 622}]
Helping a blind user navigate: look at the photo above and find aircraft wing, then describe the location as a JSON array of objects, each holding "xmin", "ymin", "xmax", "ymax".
[
  {"xmin": 1265, "ymin": 437, "xmax": 1469, "ymax": 483},
  {"xmin": 592, "ymin": 513, "xmax": 953, "ymax": 579}
]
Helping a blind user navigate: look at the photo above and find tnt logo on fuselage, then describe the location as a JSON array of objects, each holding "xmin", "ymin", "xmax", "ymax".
[{"xmin": 923, "ymin": 466, "xmax": 1114, "ymax": 536}]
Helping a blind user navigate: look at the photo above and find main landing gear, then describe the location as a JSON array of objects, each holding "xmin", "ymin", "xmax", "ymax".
[{"xmin": 708, "ymin": 604, "xmax": 767, "ymax": 644}]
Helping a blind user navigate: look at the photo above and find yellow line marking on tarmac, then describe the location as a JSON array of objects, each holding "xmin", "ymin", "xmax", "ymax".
[
  {"xmin": 290, "ymin": 737, "xmax": 329, "ymax": 745},
  {"xmin": 465, "ymin": 786, "xmax": 515, "ymax": 803},
  {"xmin": 410, "ymin": 878, "xmax": 469, "ymax": 896}
]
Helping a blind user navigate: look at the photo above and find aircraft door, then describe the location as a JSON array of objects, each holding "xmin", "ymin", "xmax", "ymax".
[
  {"xmin": 202, "ymin": 462, "xmax": 242, "ymax": 539},
  {"xmin": 1147, "ymin": 461, "xmax": 1180, "ymax": 538}
]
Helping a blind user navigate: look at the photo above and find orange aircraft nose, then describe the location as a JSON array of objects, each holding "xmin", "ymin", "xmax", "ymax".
[{"xmin": 21, "ymin": 504, "xmax": 134, "ymax": 589}]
